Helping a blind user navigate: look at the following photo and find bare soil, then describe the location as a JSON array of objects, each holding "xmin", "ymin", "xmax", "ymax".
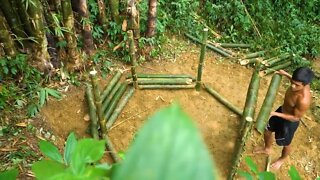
[{"xmin": 40, "ymin": 39, "xmax": 320, "ymax": 179}]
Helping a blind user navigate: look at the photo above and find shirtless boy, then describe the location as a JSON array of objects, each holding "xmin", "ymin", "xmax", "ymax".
[{"xmin": 255, "ymin": 67, "xmax": 314, "ymax": 170}]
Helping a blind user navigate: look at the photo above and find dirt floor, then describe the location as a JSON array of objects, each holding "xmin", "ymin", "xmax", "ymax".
[{"xmin": 40, "ymin": 39, "xmax": 320, "ymax": 179}]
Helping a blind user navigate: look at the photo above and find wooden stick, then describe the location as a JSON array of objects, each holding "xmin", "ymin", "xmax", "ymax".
[
  {"xmin": 128, "ymin": 30, "xmax": 138, "ymax": 88},
  {"xmin": 85, "ymin": 84, "xmax": 99, "ymax": 139},
  {"xmin": 101, "ymin": 71, "xmax": 122, "ymax": 101},
  {"xmin": 138, "ymin": 84, "xmax": 195, "ymax": 89},
  {"xmin": 266, "ymin": 156, "xmax": 271, "ymax": 171}
]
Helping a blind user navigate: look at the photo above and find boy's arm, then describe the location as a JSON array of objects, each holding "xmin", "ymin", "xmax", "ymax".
[{"xmin": 276, "ymin": 70, "xmax": 292, "ymax": 80}]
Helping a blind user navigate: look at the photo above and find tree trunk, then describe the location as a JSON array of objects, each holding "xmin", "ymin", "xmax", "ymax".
[
  {"xmin": 127, "ymin": 0, "xmax": 140, "ymax": 39},
  {"xmin": 15, "ymin": 0, "xmax": 33, "ymax": 37},
  {"xmin": 109, "ymin": 0, "xmax": 120, "ymax": 22},
  {"xmin": 27, "ymin": 0, "xmax": 52, "ymax": 72},
  {"xmin": 0, "ymin": 9, "xmax": 17, "ymax": 56},
  {"xmin": 0, "ymin": 0, "xmax": 27, "ymax": 44},
  {"xmin": 77, "ymin": 0, "xmax": 95, "ymax": 55},
  {"xmin": 146, "ymin": 0, "xmax": 157, "ymax": 37},
  {"xmin": 97, "ymin": 0, "xmax": 108, "ymax": 31},
  {"xmin": 62, "ymin": 0, "xmax": 81, "ymax": 70}
]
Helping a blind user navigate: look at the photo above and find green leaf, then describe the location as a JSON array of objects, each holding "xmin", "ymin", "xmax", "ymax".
[
  {"xmin": 257, "ymin": 171, "xmax": 276, "ymax": 180},
  {"xmin": 112, "ymin": 103, "xmax": 217, "ymax": 180},
  {"xmin": 46, "ymin": 88, "xmax": 61, "ymax": 99},
  {"xmin": 288, "ymin": 166, "xmax": 301, "ymax": 180},
  {"xmin": 27, "ymin": 103, "xmax": 40, "ymax": 117},
  {"xmin": 64, "ymin": 132, "xmax": 77, "ymax": 165},
  {"xmin": 39, "ymin": 88, "xmax": 46, "ymax": 107},
  {"xmin": 39, "ymin": 140, "xmax": 64, "ymax": 163},
  {"xmin": 70, "ymin": 139, "xmax": 105, "ymax": 175},
  {"xmin": 238, "ymin": 170, "xmax": 253, "ymax": 180},
  {"xmin": 32, "ymin": 160, "xmax": 65, "ymax": 180},
  {"xmin": 244, "ymin": 156, "xmax": 259, "ymax": 174},
  {"xmin": 0, "ymin": 168, "xmax": 18, "ymax": 180}
]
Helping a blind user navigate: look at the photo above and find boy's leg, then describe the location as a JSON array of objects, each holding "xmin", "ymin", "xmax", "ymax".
[
  {"xmin": 271, "ymin": 145, "xmax": 291, "ymax": 170},
  {"xmin": 254, "ymin": 130, "xmax": 273, "ymax": 155}
]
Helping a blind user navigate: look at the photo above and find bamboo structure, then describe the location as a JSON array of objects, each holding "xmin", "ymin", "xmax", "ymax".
[
  {"xmin": 255, "ymin": 74, "xmax": 282, "ymax": 133},
  {"xmin": 218, "ymin": 43, "xmax": 251, "ymax": 48},
  {"xmin": 127, "ymin": 78, "xmax": 193, "ymax": 85},
  {"xmin": 126, "ymin": 74, "xmax": 195, "ymax": 80},
  {"xmin": 204, "ymin": 84, "xmax": 242, "ymax": 116},
  {"xmin": 101, "ymin": 71, "xmax": 122, "ymax": 101},
  {"xmin": 239, "ymin": 70, "xmax": 261, "ymax": 133},
  {"xmin": 139, "ymin": 84, "xmax": 195, "ymax": 89},
  {"xmin": 128, "ymin": 30, "xmax": 138, "ymax": 88},
  {"xmin": 104, "ymin": 83, "xmax": 128, "ymax": 121},
  {"xmin": 102, "ymin": 81, "xmax": 122, "ymax": 112},
  {"xmin": 208, "ymin": 41, "xmax": 235, "ymax": 56},
  {"xmin": 85, "ymin": 84, "xmax": 99, "ymax": 139},
  {"xmin": 185, "ymin": 33, "xmax": 231, "ymax": 57},
  {"xmin": 195, "ymin": 29, "xmax": 208, "ymax": 91},
  {"xmin": 259, "ymin": 61, "xmax": 292, "ymax": 76},
  {"xmin": 266, "ymin": 156, "xmax": 271, "ymax": 172},
  {"xmin": 106, "ymin": 87, "xmax": 135, "ymax": 130},
  {"xmin": 104, "ymin": 134, "xmax": 120, "ymax": 162},
  {"xmin": 90, "ymin": 70, "xmax": 106, "ymax": 135}
]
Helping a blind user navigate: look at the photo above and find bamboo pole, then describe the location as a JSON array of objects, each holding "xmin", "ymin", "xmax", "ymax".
[
  {"xmin": 243, "ymin": 51, "xmax": 265, "ymax": 59},
  {"xmin": 104, "ymin": 83, "xmax": 128, "ymax": 121},
  {"xmin": 101, "ymin": 71, "xmax": 122, "ymax": 101},
  {"xmin": 195, "ymin": 28, "xmax": 208, "ymax": 91},
  {"xmin": 265, "ymin": 156, "xmax": 271, "ymax": 172},
  {"xmin": 255, "ymin": 74, "xmax": 282, "ymax": 133},
  {"xmin": 208, "ymin": 41, "xmax": 235, "ymax": 56},
  {"xmin": 185, "ymin": 33, "xmax": 231, "ymax": 57},
  {"xmin": 85, "ymin": 84, "xmax": 99, "ymax": 139},
  {"xmin": 128, "ymin": 30, "xmax": 138, "ymax": 88},
  {"xmin": 126, "ymin": 73, "xmax": 195, "ymax": 80},
  {"xmin": 127, "ymin": 78, "xmax": 193, "ymax": 85},
  {"xmin": 90, "ymin": 70, "xmax": 106, "ymax": 135},
  {"xmin": 204, "ymin": 84, "xmax": 242, "ymax": 116},
  {"xmin": 139, "ymin": 84, "xmax": 195, "ymax": 89},
  {"xmin": 106, "ymin": 86, "xmax": 135, "ymax": 130},
  {"xmin": 239, "ymin": 70, "xmax": 261, "ymax": 133},
  {"xmin": 259, "ymin": 61, "xmax": 292, "ymax": 77},
  {"xmin": 218, "ymin": 43, "xmax": 251, "ymax": 48},
  {"xmin": 264, "ymin": 54, "xmax": 291, "ymax": 67},
  {"xmin": 228, "ymin": 117, "xmax": 253, "ymax": 180},
  {"xmin": 103, "ymin": 134, "xmax": 120, "ymax": 162},
  {"xmin": 239, "ymin": 58, "xmax": 262, "ymax": 66},
  {"xmin": 102, "ymin": 81, "xmax": 122, "ymax": 112}
]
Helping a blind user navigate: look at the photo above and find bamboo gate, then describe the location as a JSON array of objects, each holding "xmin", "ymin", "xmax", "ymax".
[{"xmin": 85, "ymin": 29, "xmax": 293, "ymax": 178}]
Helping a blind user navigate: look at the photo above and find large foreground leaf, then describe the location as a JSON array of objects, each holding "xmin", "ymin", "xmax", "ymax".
[
  {"xmin": 0, "ymin": 168, "xmax": 18, "ymax": 180},
  {"xmin": 112, "ymin": 103, "xmax": 217, "ymax": 180}
]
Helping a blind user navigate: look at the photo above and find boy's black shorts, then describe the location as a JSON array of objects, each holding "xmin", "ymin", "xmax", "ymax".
[{"xmin": 266, "ymin": 106, "xmax": 300, "ymax": 146}]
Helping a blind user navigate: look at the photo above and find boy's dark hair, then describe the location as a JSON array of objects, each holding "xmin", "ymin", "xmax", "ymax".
[{"xmin": 292, "ymin": 67, "xmax": 314, "ymax": 85}]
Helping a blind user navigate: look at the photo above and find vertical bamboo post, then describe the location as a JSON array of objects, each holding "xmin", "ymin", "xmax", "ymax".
[
  {"xmin": 128, "ymin": 30, "xmax": 138, "ymax": 88},
  {"xmin": 195, "ymin": 28, "xmax": 208, "ymax": 91},
  {"xmin": 90, "ymin": 70, "xmax": 106, "ymax": 135},
  {"xmin": 85, "ymin": 84, "xmax": 99, "ymax": 139}
]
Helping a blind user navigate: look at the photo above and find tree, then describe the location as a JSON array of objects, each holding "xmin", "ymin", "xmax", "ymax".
[{"xmin": 146, "ymin": 0, "xmax": 157, "ymax": 37}]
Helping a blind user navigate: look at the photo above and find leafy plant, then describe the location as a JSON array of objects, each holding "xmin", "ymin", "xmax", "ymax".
[
  {"xmin": 0, "ymin": 168, "xmax": 18, "ymax": 180},
  {"xmin": 32, "ymin": 132, "xmax": 110, "ymax": 179},
  {"xmin": 239, "ymin": 156, "xmax": 303, "ymax": 180}
]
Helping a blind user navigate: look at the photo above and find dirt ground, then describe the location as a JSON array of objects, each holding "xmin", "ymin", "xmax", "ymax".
[{"xmin": 40, "ymin": 39, "xmax": 320, "ymax": 179}]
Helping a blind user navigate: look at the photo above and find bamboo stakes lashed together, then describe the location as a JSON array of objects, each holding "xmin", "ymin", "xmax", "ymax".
[
  {"xmin": 255, "ymin": 74, "xmax": 282, "ymax": 133},
  {"xmin": 218, "ymin": 43, "xmax": 251, "ymax": 48},
  {"xmin": 106, "ymin": 86, "xmax": 135, "ymax": 130},
  {"xmin": 127, "ymin": 78, "xmax": 193, "ymax": 85},
  {"xmin": 204, "ymin": 84, "xmax": 243, "ymax": 116},
  {"xmin": 262, "ymin": 53, "xmax": 290, "ymax": 67},
  {"xmin": 128, "ymin": 30, "xmax": 138, "ymax": 88},
  {"xmin": 90, "ymin": 70, "xmax": 106, "ymax": 135},
  {"xmin": 85, "ymin": 84, "xmax": 99, "ymax": 139},
  {"xmin": 102, "ymin": 81, "xmax": 122, "ymax": 113},
  {"xmin": 103, "ymin": 134, "xmax": 120, "ymax": 162},
  {"xmin": 195, "ymin": 28, "xmax": 208, "ymax": 91},
  {"xmin": 101, "ymin": 71, "xmax": 122, "ymax": 101},
  {"xmin": 104, "ymin": 83, "xmax": 128, "ymax": 121}
]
